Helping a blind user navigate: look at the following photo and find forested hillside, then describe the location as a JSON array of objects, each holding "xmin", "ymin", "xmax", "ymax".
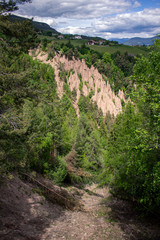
[
  {"xmin": 0, "ymin": 4, "xmax": 110, "ymax": 184},
  {"xmin": 0, "ymin": 0, "xmax": 160, "ymax": 220},
  {"xmin": 104, "ymin": 40, "xmax": 160, "ymax": 213},
  {"xmin": 9, "ymin": 14, "xmax": 59, "ymax": 34}
]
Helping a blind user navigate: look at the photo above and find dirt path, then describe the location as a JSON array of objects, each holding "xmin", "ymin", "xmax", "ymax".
[
  {"xmin": 41, "ymin": 184, "xmax": 124, "ymax": 240},
  {"xmin": 0, "ymin": 175, "xmax": 160, "ymax": 240}
]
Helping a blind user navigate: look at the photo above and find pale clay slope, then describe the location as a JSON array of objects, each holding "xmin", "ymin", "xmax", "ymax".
[{"xmin": 32, "ymin": 50, "xmax": 126, "ymax": 116}]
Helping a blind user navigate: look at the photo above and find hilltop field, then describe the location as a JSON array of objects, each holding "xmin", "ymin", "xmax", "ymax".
[{"xmin": 39, "ymin": 36, "xmax": 149, "ymax": 56}]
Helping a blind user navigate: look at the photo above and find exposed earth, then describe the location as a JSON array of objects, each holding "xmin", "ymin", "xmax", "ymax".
[
  {"xmin": 0, "ymin": 174, "xmax": 160, "ymax": 240},
  {"xmin": 31, "ymin": 50, "xmax": 126, "ymax": 117}
]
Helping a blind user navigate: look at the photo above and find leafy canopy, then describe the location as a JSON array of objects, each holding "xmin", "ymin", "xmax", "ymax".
[{"xmin": 0, "ymin": 0, "xmax": 31, "ymax": 14}]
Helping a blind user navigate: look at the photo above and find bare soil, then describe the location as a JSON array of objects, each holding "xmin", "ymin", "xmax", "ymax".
[
  {"xmin": 31, "ymin": 50, "xmax": 126, "ymax": 117},
  {"xmin": 0, "ymin": 174, "xmax": 160, "ymax": 240}
]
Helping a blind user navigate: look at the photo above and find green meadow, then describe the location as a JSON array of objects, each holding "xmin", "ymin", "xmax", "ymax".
[
  {"xmin": 40, "ymin": 36, "xmax": 148, "ymax": 56},
  {"xmin": 89, "ymin": 44, "xmax": 148, "ymax": 55}
]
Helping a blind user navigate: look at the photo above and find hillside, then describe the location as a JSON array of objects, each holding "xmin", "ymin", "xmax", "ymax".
[
  {"xmin": 110, "ymin": 36, "xmax": 160, "ymax": 46},
  {"xmin": 10, "ymin": 14, "xmax": 59, "ymax": 34},
  {"xmin": 89, "ymin": 44, "xmax": 148, "ymax": 55},
  {"xmin": 31, "ymin": 48, "xmax": 126, "ymax": 116},
  {"xmin": 123, "ymin": 36, "xmax": 160, "ymax": 46},
  {"xmin": 109, "ymin": 38, "xmax": 130, "ymax": 44}
]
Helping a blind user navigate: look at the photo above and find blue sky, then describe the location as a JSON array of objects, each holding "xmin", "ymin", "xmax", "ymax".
[
  {"xmin": 17, "ymin": 0, "xmax": 160, "ymax": 39},
  {"xmin": 138, "ymin": 0, "xmax": 160, "ymax": 9}
]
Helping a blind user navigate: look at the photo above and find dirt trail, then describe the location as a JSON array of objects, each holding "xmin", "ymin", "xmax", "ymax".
[
  {"xmin": 0, "ymin": 176, "xmax": 160, "ymax": 240},
  {"xmin": 41, "ymin": 184, "xmax": 124, "ymax": 240}
]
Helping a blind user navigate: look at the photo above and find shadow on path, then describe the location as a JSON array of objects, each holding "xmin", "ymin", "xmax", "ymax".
[
  {"xmin": 103, "ymin": 195, "xmax": 160, "ymax": 240},
  {"xmin": 0, "ymin": 175, "xmax": 66, "ymax": 240}
]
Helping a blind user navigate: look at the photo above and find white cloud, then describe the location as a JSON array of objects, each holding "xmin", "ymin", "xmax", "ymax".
[
  {"xmin": 59, "ymin": 26, "xmax": 94, "ymax": 36},
  {"xmin": 16, "ymin": 1, "xmax": 160, "ymax": 39},
  {"xmin": 33, "ymin": 17, "xmax": 56, "ymax": 26},
  {"xmin": 23, "ymin": 15, "xmax": 57, "ymax": 26},
  {"xmin": 17, "ymin": 0, "xmax": 135, "ymax": 19},
  {"xmin": 57, "ymin": 8, "xmax": 160, "ymax": 39},
  {"xmin": 93, "ymin": 8, "xmax": 160, "ymax": 38}
]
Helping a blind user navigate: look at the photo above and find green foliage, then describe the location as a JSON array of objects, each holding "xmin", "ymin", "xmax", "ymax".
[
  {"xmin": 78, "ymin": 96, "xmax": 88, "ymax": 113},
  {"xmin": 2, "ymin": 1, "xmax": 157, "ymax": 201},
  {"xmin": 0, "ymin": 26, "xmax": 108, "ymax": 183},
  {"xmin": 68, "ymin": 69, "xmax": 74, "ymax": 78},
  {"xmin": 52, "ymin": 157, "xmax": 67, "ymax": 184},
  {"xmin": 112, "ymin": 51, "xmax": 136, "ymax": 77},
  {"xmin": 71, "ymin": 87, "xmax": 77, "ymax": 100},
  {"xmin": 67, "ymin": 173, "xmax": 84, "ymax": 184},
  {"xmin": 78, "ymin": 74, "xmax": 83, "ymax": 92},
  {"xmin": 83, "ymin": 53, "xmax": 92, "ymax": 68},
  {"xmin": 104, "ymin": 41, "xmax": 160, "ymax": 214},
  {"xmin": 65, "ymin": 48, "xmax": 74, "ymax": 60},
  {"xmin": 0, "ymin": 0, "xmax": 31, "ymax": 14},
  {"xmin": 96, "ymin": 59, "xmax": 124, "ymax": 94},
  {"xmin": 89, "ymin": 44, "xmax": 148, "ymax": 56},
  {"xmin": 0, "ymin": 50, "xmax": 58, "ymax": 173},
  {"xmin": 63, "ymin": 83, "xmax": 72, "ymax": 97},
  {"xmin": 0, "ymin": 2, "xmax": 109, "ymax": 185},
  {"xmin": 45, "ymin": 30, "xmax": 52, "ymax": 37},
  {"xmin": 75, "ymin": 96, "xmax": 106, "ymax": 174},
  {"xmin": 58, "ymin": 63, "xmax": 68, "ymax": 83},
  {"xmin": 44, "ymin": 157, "xmax": 68, "ymax": 184},
  {"xmin": 103, "ymin": 52, "xmax": 112, "ymax": 63},
  {"xmin": 97, "ymin": 88, "xmax": 101, "ymax": 93},
  {"xmin": 42, "ymin": 38, "xmax": 49, "ymax": 51},
  {"xmin": 77, "ymin": 72, "xmax": 82, "ymax": 81},
  {"xmin": 0, "ymin": 16, "xmax": 39, "ymax": 60},
  {"xmin": 88, "ymin": 88, "xmax": 95, "ymax": 99}
]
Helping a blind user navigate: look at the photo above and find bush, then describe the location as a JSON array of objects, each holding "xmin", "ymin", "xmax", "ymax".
[
  {"xmin": 52, "ymin": 157, "xmax": 68, "ymax": 184},
  {"xmin": 44, "ymin": 157, "xmax": 68, "ymax": 184}
]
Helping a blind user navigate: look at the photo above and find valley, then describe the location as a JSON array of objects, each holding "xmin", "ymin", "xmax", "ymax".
[{"xmin": 0, "ymin": 4, "xmax": 160, "ymax": 240}]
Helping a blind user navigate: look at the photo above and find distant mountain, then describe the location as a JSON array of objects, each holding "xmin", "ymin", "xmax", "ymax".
[
  {"xmin": 123, "ymin": 36, "xmax": 160, "ymax": 46},
  {"xmin": 109, "ymin": 38, "xmax": 130, "ymax": 44},
  {"xmin": 10, "ymin": 15, "xmax": 59, "ymax": 34}
]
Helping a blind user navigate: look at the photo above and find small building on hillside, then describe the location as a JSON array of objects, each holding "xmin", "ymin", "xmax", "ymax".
[
  {"xmin": 58, "ymin": 35, "xmax": 64, "ymax": 39},
  {"xmin": 74, "ymin": 35, "xmax": 82, "ymax": 39},
  {"xmin": 87, "ymin": 40, "xmax": 96, "ymax": 45}
]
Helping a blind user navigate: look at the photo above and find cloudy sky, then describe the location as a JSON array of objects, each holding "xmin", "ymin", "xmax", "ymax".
[{"xmin": 17, "ymin": 0, "xmax": 160, "ymax": 39}]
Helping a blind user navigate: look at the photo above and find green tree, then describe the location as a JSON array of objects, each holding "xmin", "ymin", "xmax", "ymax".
[
  {"xmin": 0, "ymin": 0, "xmax": 31, "ymax": 14},
  {"xmin": 0, "ymin": 17, "xmax": 38, "ymax": 59},
  {"xmin": 104, "ymin": 40, "xmax": 160, "ymax": 213},
  {"xmin": 103, "ymin": 52, "xmax": 112, "ymax": 64}
]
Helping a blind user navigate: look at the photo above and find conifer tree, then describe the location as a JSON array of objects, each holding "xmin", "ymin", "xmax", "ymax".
[
  {"xmin": 0, "ymin": 0, "xmax": 31, "ymax": 14},
  {"xmin": 104, "ymin": 40, "xmax": 160, "ymax": 213}
]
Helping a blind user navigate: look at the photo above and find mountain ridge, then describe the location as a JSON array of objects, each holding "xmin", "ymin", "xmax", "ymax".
[
  {"xmin": 10, "ymin": 14, "xmax": 59, "ymax": 34},
  {"xmin": 123, "ymin": 36, "xmax": 160, "ymax": 46},
  {"xmin": 110, "ymin": 36, "xmax": 160, "ymax": 45}
]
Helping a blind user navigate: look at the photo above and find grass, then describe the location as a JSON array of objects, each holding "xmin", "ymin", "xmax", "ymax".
[
  {"xmin": 54, "ymin": 39, "xmax": 87, "ymax": 47},
  {"xmin": 38, "ymin": 36, "xmax": 149, "ymax": 56},
  {"xmin": 89, "ymin": 44, "xmax": 148, "ymax": 56},
  {"xmin": 54, "ymin": 39, "xmax": 149, "ymax": 55},
  {"xmin": 38, "ymin": 35, "xmax": 87, "ymax": 46}
]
